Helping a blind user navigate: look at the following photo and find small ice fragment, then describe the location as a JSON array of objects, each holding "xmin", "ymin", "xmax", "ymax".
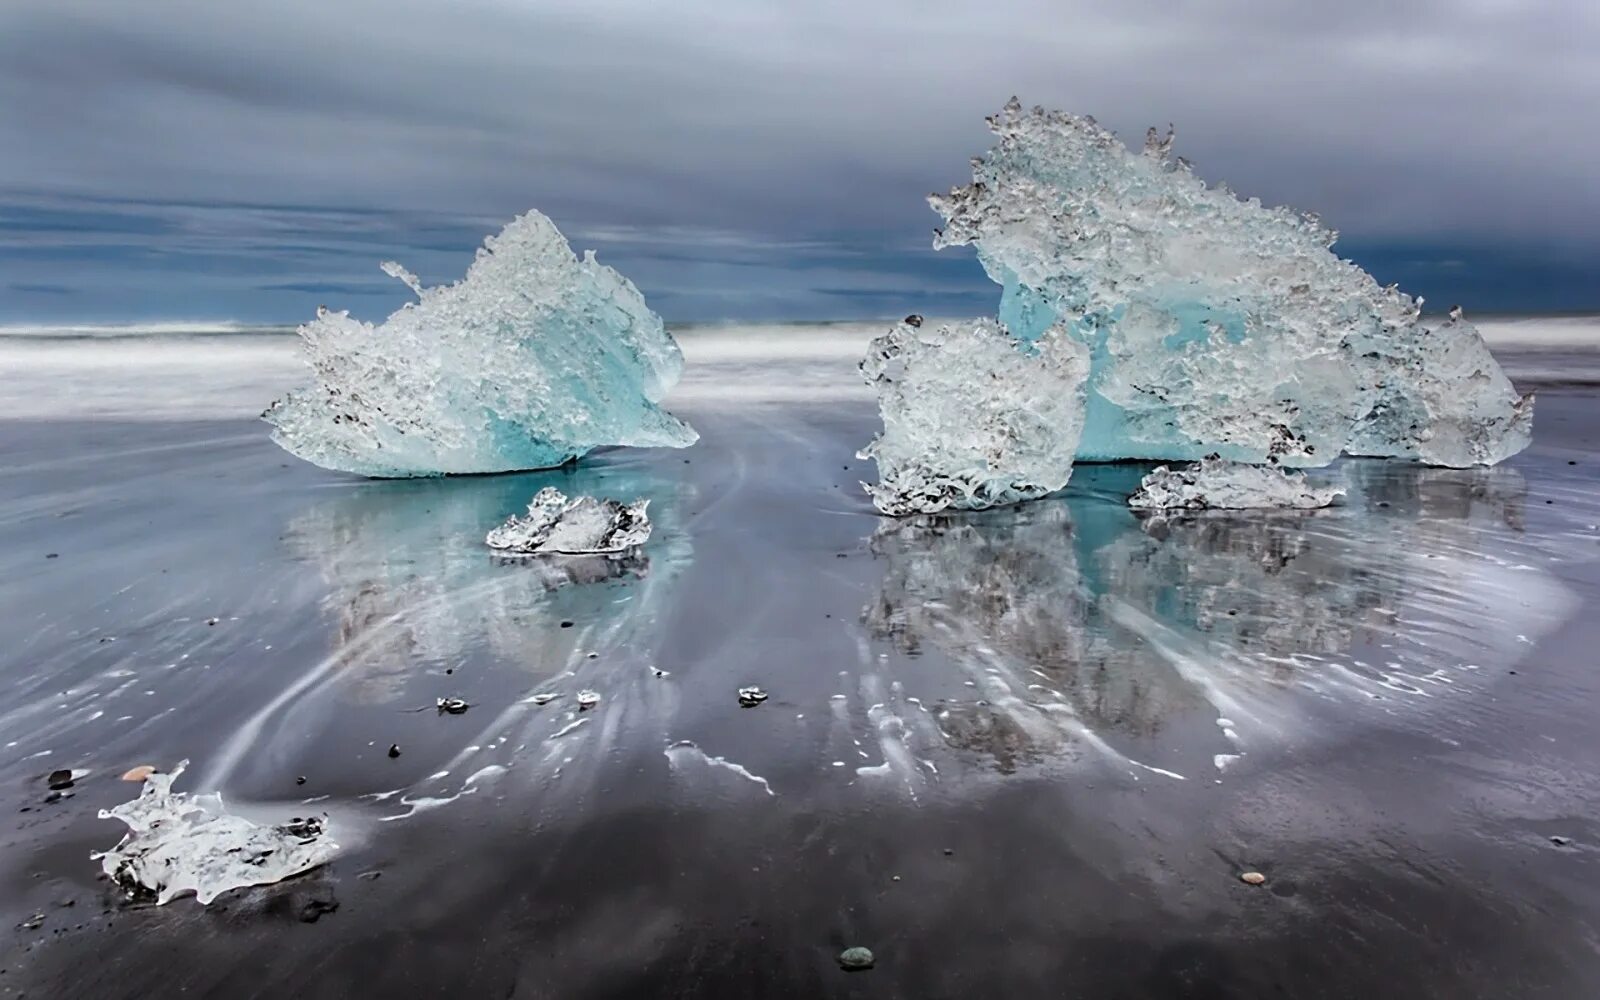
[
  {"xmin": 264, "ymin": 210, "xmax": 696, "ymax": 477},
  {"xmin": 737, "ymin": 686, "xmax": 768, "ymax": 707},
  {"xmin": 858, "ymin": 317, "xmax": 1089, "ymax": 515},
  {"xmin": 435, "ymin": 697, "xmax": 470, "ymax": 715},
  {"xmin": 576, "ymin": 690, "xmax": 601, "ymax": 710},
  {"xmin": 486, "ymin": 487, "xmax": 652, "ymax": 554},
  {"xmin": 94, "ymin": 761, "xmax": 337, "ymax": 905},
  {"xmin": 1129, "ymin": 458, "xmax": 1345, "ymax": 510}
]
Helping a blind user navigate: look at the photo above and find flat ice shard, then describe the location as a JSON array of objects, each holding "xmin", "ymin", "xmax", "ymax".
[
  {"xmin": 1128, "ymin": 458, "xmax": 1345, "ymax": 510},
  {"xmin": 485, "ymin": 486, "xmax": 651, "ymax": 554},
  {"xmin": 858, "ymin": 317, "xmax": 1089, "ymax": 515},
  {"xmin": 94, "ymin": 761, "xmax": 336, "ymax": 905},
  {"xmin": 265, "ymin": 210, "xmax": 696, "ymax": 477},
  {"xmin": 929, "ymin": 99, "xmax": 1532, "ymax": 469}
]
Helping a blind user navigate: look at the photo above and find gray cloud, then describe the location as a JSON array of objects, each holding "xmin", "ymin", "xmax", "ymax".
[{"xmin": 0, "ymin": 0, "xmax": 1594, "ymax": 320}]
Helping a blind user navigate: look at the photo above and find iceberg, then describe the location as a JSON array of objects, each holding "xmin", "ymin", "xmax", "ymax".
[
  {"xmin": 95, "ymin": 761, "xmax": 336, "ymax": 905},
  {"xmin": 265, "ymin": 211, "xmax": 696, "ymax": 477},
  {"xmin": 857, "ymin": 316, "xmax": 1089, "ymax": 515},
  {"xmin": 926, "ymin": 99, "xmax": 1532, "ymax": 470},
  {"xmin": 1128, "ymin": 457, "xmax": 1345, "ymax": 510},
  {"xmin": 485, "ymin": 486, "xmax": 651, "ymax": 554}
]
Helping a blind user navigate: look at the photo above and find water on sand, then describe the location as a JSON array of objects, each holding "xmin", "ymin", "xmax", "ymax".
[{"xmin": 3, "ymin": 326, "xmax": 1600, "ymax": 997}]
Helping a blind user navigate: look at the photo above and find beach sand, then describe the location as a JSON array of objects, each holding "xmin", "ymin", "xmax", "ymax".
[{"xmin": 2, "ymin": 336, "xmax": 1599, "ymax": 997}]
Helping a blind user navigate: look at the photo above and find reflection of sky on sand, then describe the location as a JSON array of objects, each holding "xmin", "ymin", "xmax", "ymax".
[
  {"xmin": 198, "ymin": 459, "xmax": 694, "ymax": 813},
  {"xmin": 854, "ymin": 462, "xmax": 1578, "ymax": 787}
]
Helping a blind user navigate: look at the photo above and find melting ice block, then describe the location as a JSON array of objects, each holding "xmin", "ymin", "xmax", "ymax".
[
  {"xmin": 486, "ymin": 486, "xmax": 651, "ymax": 554},
  {"xmin": 265, "ymin": 211, "xmax": 696, "ymax": 477},
  {"xmin": 1129, "ymin": 458, "xmax": 1345, "ymax": 511},
  {"xmin": 858, "ymin": 317, "xmax": 1089, "ymax": 515},
  {"xmin": 95, "ymin": 761, "xmax": 336, "ymax": 905},
  {"xmin": 928, "ymin": 99, "xmax": 1532, "ymax": 469}
]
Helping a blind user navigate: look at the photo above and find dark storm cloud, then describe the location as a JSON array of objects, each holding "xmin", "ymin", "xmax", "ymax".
[{"xmin": 0, "ymin": 0, "xmax": 1594, "ymax": 320}]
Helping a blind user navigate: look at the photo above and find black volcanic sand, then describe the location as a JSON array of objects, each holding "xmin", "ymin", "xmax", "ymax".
[{"xmin": 3, "ymin": 392, "xmax": 1600, "ymax": 999}]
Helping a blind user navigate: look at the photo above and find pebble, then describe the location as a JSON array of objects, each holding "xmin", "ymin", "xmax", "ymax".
[
  {"xmin": 738, "ymin": 686, "xmax": 768, "ymax": 707},
  {"xmin": 577, "ymin": 690, "xmax": 601, "ymax": 710},
  {"xmin": 436, "ymin": 697, "xmax": 470, "ymax": 715},
  {"xmin": 838, "ymin": 947, "xmax": 875, "ymax": 971},
  {"xmin": 1550, "ymin": 835, "xmax": 1574, "ymax": 847},
  {"xmin": 1240, "ymin": 871, "xmax": 1266, "ymax": 885},
  {"xmin": 387, "ymin": 744, "xmax": 402, "ymax": 758},
  {"xmin": 46, "ymin": 769, "xmax": 74, "ymax": 791},
  {"xmin": 206, "ymin": 617, "xmax": 219, "ymax": 626}
]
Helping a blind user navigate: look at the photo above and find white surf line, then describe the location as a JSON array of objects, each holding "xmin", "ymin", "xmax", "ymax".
[{"xmin": 664, "ymin": 740, "xmax": 775, "ymax": 795}]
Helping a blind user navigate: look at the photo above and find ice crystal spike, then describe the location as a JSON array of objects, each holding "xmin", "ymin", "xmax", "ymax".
[
  {"xmin": 929, "ymin": 102, "xmax": 1532, "ymax": 469},
  {"xmin": 858, "ymin": 318, "xmax": 1089, "ymax": 515},
  {"xmin": 265, "ymin": 211, "xmax": 697, "ymax": 477}
]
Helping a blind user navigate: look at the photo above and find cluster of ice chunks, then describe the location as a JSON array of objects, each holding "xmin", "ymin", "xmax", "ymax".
[
  {"xmin": 857, "ymin": 316, "xmax": 1089, "ymax": 515},
  {"xmin": 1128, "ymin": 457, "xmax": 1345, "ymax": 511},
  {"xmin": 95, "ymin": 762, "xmax": 336, "ymax": 905},
  {"xmin": 265, "ymin": 210, "xmax": 696, "ymax": 477},
  {"xmin": 860, "ymin": 99, "xmax": 1532, "ymax": 514},
  {"xmin": 485, "ymin": 486, "xmax": 652, "ymax": 554}
]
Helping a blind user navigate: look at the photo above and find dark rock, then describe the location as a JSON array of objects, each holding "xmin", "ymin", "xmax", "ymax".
[
  {"xmin": 46, "ymin": 769, "xmax": 74, "ymax": 790},
  {"xmin": 387, "ymin": 744, "xmax": 401, "ymax": 758}
]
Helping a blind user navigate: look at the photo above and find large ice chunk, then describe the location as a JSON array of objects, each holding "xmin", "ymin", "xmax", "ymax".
[
  {"xmin": 485, "ymin": 486, "xmax": 651, "ymax": 554},
  {"xmin": 95, "ymin": 761, "xmax": 336, "ymax": 905},
  {"xmin": 858, "ymin": 317, "xmax": 1089, "ymax": 515},
  {"xmin": 264, "ymin": 211, "xmax": 696, "ymax": 477},
  {"xmin": 1129, "ymin": 458, "xmax": 1345, "ymax": 510},
  {"xmin": 930, "ymin": 100, "xmax": 1532, "ymax": 468}
]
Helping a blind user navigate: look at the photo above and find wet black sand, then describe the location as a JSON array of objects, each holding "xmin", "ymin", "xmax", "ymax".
[{"xmin": 3, "ymin": 391, "xmax": 1600, "ymax": 999}]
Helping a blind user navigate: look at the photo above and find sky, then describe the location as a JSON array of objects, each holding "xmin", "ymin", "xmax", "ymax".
[{"xmin": 1, "ymin": 0, "xmax": 1595, "ymax": 325}]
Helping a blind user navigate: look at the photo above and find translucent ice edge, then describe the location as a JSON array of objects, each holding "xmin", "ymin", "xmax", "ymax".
[
  {"xmin": 485, "ymin": 486, "xmax": 652, "ymax": 554},
  {"xmin": 264, "ymin": 210, "xmax": 696, "ymax": 477},
  {"xmin": 1128, "ymin": 458, "xmax": 1346, "ymax": 510},
  {"xmin": 95, "ymin": 761, "xmax": 338, "ymax": 905},
  {"xmin": 904, "ymin": 99, "xmax": 1532, "ymax": 478}
]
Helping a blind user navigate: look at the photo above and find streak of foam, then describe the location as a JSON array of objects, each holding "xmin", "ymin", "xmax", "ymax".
[{"xmin": 664, "ymin": 741, "xmax": 775, "ymax": 796}]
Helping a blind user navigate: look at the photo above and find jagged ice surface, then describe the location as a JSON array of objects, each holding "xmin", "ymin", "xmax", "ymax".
[
  {"xmin": 94, "ymin": 761, "xmax": 337, "ymax": 905},
  {"xmin": 485, "ymin": 486, "xmax": 652, "ymax": 554},
  {"xmin": 929, "ymin": 99, "xmax": 1532, "ymax": 469},
  {"xmin": 858, "ymin": 318, "xmax": 1089, "ymax": 515},
  {"xmin": 1129, "ymin": 457, "xmax": 1345, "ymax": 510},
  {"xmin": 265, "ymin": 211, "xmax": 696, "ymax": 477}
]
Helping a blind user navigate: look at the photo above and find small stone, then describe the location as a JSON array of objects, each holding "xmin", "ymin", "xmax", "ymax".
[
  {"xmin": 1240, "ymin": 871, "xmax": 1266, "ymax": 885},
  {"xmin": 387, "ymin": 744, "xmax": 401, "ymax": 758},
  {"xmin": 943, "ymin": 848, "xmax": 954, "ymax": 856},
  {"xmin": 436, "ymin": 697, "xmax": 470, "ymax": 715},
  {"xmin": 738, "ymin": 686, "xmax": 768, "ymax": 707},
  {"xmin": 1550, "ymin": 835, "xmax": 1574, "ymax": 847},
  {"xmin": 838, "ymin": 947, "xmax": 875, "ymax": 971},
  {"xmin": 45, "ymin": 553, "xmax": 58, "ymax": 559},
  {"xmin": 296, "ymin": 776, "xmax": 307, "ymax": 786},
  {"xmin": 206, "ymin": 617, "xmax": 219, "ymax": 626},
  {"xmin": 46, "ymin": 769, "xmax": 74, "ymax": 791},
  {"xmin": 530, "ymin": 693, "xmax": 559, "ymax": 705},
  {"xmin": 577, "ymin": 690, "xmax": 601, "ymax": 710},
  {"xmin": 891, "ymin": 875, "xmax": 901, "ymax": 882},
  {"xmin": 17, "ymin": 914, "xmax": 45, "ymax": 931},
  {"xmin": 298, "ymin": 897, "xmax": 338, "ymax": 923},
  {"xmin": 120, "ymin": 765, "xmax": 156, "ymax": 782},
  {"xmin": 560, "ymin": 620, "xmax": 574, "ymax": 629}
]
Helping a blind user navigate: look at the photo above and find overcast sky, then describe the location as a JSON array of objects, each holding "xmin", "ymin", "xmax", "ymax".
[{"xmin": 1, "ymin": 0, "xmax": 1595, "ymax": 324}]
